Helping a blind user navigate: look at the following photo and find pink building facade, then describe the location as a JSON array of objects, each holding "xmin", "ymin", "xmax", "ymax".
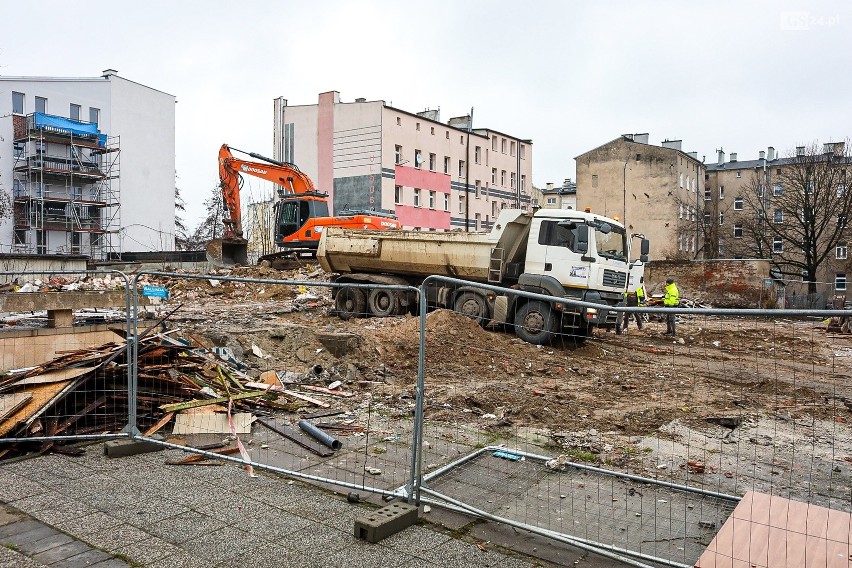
[{"xmin": 273, "ymin": 91, "xmax": 532, "ymax": 231}]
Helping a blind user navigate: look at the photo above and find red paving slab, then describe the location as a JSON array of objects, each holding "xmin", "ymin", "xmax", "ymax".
[{"xmin": 695, "ymin": 491, "xmax": 852, "ymax": 568}]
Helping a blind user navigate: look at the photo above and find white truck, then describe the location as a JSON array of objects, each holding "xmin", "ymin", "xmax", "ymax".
[{"xmin": 317, "ymin": 208, "xmax": 649, "ymax": 345}]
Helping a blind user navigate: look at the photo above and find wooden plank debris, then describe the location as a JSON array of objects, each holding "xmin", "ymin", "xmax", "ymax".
[
  {"xmin": 0, "ymin": 393, "xmax": 34, "ymax": 422},
  {"xmin": 172, "ymin": 412, "xmax": 254, "ymax": 435},
  {"xmin": 9, "ymin": 367, "xmax": 95, "ymax": 387},
  {"xmin": 166, "ymin": 446, "xmax": 241, "ymax": 465},
  {"xmin": 142, "ymin": 412, "xmax": 175, "ymax": 436},
  {"xmin": 244, "ymin": 382, "xmax": 330, "ymax": 408},
  {"xmin": 159, "ymin": 391, "xmax": 268, "ymax": 413}
]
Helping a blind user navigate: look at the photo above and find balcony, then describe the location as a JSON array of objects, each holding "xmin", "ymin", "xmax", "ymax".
[{"xmin": 14, "ymin": 155, "xmax": 105, "ymax": 180}]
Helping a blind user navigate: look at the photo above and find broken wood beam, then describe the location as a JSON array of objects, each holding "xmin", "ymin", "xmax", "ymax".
[{"xmin": 159, "ymin": 390, "xmax": 268, "ymax": 412}]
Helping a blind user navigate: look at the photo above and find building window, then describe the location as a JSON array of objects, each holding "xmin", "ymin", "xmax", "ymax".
[
  {"xmin": 521, "ymin": 175, "xmax": 526, "ymax": 192},
  {"xmin": 500, "ymin": 170, "xmax": 506, "ymax": 186},
  {"xmin": 520, "ymin": 144, "xmax": 526, "ymax": 159},
  {"xmin": 89, "ymin": 107, "xmax": 99, "ymax": 126},
  {"xmin": 734, "ymin": 223, "xmax": 743, "ymax": 238},
  {"xmin": 429, "ymin": 190, "xmax": 436, "ymax": 209},
  {"xmin": 396, "ymin": 117, "xmax": 401, "ymax": 126},
  {"xmin": 415, "ymin": 149, "xmax": 422, "ymax": 168},
  {"xmin": 592, "ymin": 175, "xmax": 598, "ymax": 188},
  {"xmin": 443, "ymin": 193, "xmax": 449, "ymax": 211},
  {"xmin": 837, "ymin": 245, "xmax": 848, "ymax": 260},
  {"xmin": 14, "ymin": 230, "xmax": 27, "ymax": 246},
  {"xmin": 838, "ymin": 184, "xmax": 847, "ymax": 197},
  {"xmin": 773, "ymin": 183, "xmax": 783, "ymax": 196},
  {"xmin": 734, "ymin": 197, "xmax": 743, "ymax": 210},
  {"xmin": 773, "ymin": 237, "xmax": 783, "ymax": 253},
  {"xmin": 443, "ymin": 157, "xmax": 450, "ymax": 174},
  {"xmin": 704, "ymin": 213, "xmax": 711, "ymax": 224},
  {"xmin": 475, "ymin": 180, "xmax": 481, "ymax": 197},
  {"xmin": 475, "ymin": 146, "xmax": 481, "ymax": 164},
  {"xmin": 491, "ymin": 168, "xmax": 496, "ymax": 184},
  {"xmin": 459, "ymin": 195, "xmax": 465, "ymax": 214},
  {"xmin": 510, "ymin": 172, "xmax": 516, "ymax": 189},
  {"xmin": 12, "ymin": 92, "xmax": 24, "ymax": 114},
  {"xmin": 719, "ymin": 213, "xmax": 724, "ymax": 225},
  {"xmin": 395, "ymin": 145, "xmax": 402, "ymax": 164},
  {"xmin": 501, "ymin": 139, "xmax": 506, "ymax": 153},
  {"xmin": 70, "ymin": 232, "xmax": 81, "ymax": 253},
  {"xmin": 446, "ymin": 131, "xmax": 450, "ymax": 140},
  {"xmin": 719, "ymin": 185, "xmax": 725, "ymax": 199},
  {"xmin": 679, "ymin": 174, "xmax": 683, "ymax": 188},
  {"xmin": 416, "ymin": 122, "xmax": 420, "ymax": 131},
  {"xmin": 736, "ymin": 171, "xmax": 742, "ymax": 178},
  {"xmin": 70, "ymin": 103, "xmax": 81, "ymax": 121},
  {"xmin": 547, "ymin": 197, "xmax": 557, "ymax": 205},
  {"xmin": 491, "ymin": 137, "xmax": 497, "ymax": 151},
  {"xmin": 839, "ymin": 215, "xmax": 849, "ymax": 228},
  {"xmin": 837, "ymin": 273, "xmax": 848, "ymax": 292},
  {"xmin": 428, "ymin": 153, "xmax": 436, "ymax": 171},
  {"xmin": 705, "ymin": 189, "xmax": 711, "ymax": 201},
  {"xmin": 430, "ymin": 126, "xmax": 435, "ymax": 135},
  {"xmin": 510, "ymin": 141, "xmax": 516, "ymax": 156},
  {"xmin": 395, "ymin": 185, "xmax": 402, "ymax": 204},
  {"xmin": 35, "ymin": 96, "xmax": 47, "ymax": 114},
  {"xmin": 718, "ymin": 240, "xmax": 724, "ymax": 256},
  {"xmin": 460, "ymin": 135, "xmax": 464, "ymax": 144},
  {"xmin": 13, "ymin": 142, "xmax": 24, "ymax": 158},
  {"xmin": 475, "ymin": 213, "xmax": 481, "ymax": 231},
  {"xmin": 774, "ymin": 209, "xmax": 784, "ymax": 223},
  {"xmin": 678, "ymin": 203, "xmax": 683, "ymax": 219},
  {"xmin": 413, "ymin": 189, "xmax": 421, "ymax": 207},
  {"xmin": 458, "ymin": 160, "xmax": 465, "ymax": 178}
]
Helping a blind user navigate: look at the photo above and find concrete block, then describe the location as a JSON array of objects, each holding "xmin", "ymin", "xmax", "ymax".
[
  {"xmin": 104, "ymin": 438, "xmax": 164, "ymax": 458},
  {"xmin": 354, "ymin": 502, "xmax": 418, "ymax": 543}
]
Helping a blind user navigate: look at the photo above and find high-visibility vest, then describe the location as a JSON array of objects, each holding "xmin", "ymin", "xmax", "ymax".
[
  {"xmin": 664, "ymin": 282, "xmax": 679, "ymax": 306},
  {"xmin": 636, "ymin": 285, "xmax": 645, "ymax": 304}
]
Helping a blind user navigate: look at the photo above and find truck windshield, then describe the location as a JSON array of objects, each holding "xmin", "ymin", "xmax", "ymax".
[{"xmin": 596, "ymin": 226, "xmax": 626, "ymax": 261}]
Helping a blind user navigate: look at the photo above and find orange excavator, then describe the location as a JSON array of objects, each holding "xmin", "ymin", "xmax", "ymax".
[{"xmin": 206, "ymin": 144, "xmax": 401, "ymax": 267}]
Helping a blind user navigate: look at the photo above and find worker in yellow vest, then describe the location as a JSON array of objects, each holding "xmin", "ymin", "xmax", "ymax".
[
  {"xmin": 621, "ymin": 284, "xmax": 646, "ymax": 331},
  {"xmin": 663, "ymin": 277, "xmax": 680, "ymax": 336}
]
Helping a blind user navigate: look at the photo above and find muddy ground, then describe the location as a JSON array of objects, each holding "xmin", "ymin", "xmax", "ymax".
[{"xmin": 148, "ymin": 265, "xmax": 852, "ymax": 509}]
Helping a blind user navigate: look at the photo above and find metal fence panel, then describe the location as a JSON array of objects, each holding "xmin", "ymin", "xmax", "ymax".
[
  {"xmin": 127, "ymin": 271, "xmax": 422, "ymax": 501},
  {"xmin": 413, "ymin": 275, "xmax": 852, "ymax": 567},
  {"xmin": 0, "ymin": 270, "xmax": 132, "ymax": 454}
]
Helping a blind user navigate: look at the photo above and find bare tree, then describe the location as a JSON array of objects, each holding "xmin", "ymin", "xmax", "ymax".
[
  {"xmin": 736, "ymin": 141, "xmax": 851, "ymax": 293},
  {"xmin": 185, "ymin": 183, "xmax": 224, "ymax": 249},
  {"xmin": 174, "ymin": 175, "xmax": 190, "ymax": 249}
]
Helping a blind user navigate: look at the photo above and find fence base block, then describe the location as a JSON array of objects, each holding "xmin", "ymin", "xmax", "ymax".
[
  {"xmin": 354, "ymin": 502, "xmax": 418, "ymax": 543},
  {"xmin": 104, "ymin": 439, "xmax": 163, "ymax": 459}
]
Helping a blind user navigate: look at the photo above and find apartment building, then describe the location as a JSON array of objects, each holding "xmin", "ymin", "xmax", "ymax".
[
  {"xmin": 705, "ymin": 144, "xmax": 851, "ymax": 296},
  {"xmin": 0, "ymin": 70, "xmax": 176, "ymax": 257},
  {"xmin": 272, "ymin": 91, "xmax": 532, "ymax": 231},
  {"xmin": 575, "ymin": 133, "xmax": 705, "ymax": 260}
]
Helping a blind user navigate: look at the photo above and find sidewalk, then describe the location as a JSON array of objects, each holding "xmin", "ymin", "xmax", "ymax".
[{"xmin": 0, "ymin": 443, "xmax": 547, "ymax": 568}]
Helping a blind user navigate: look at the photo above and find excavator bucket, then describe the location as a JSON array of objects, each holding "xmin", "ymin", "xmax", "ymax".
[{"xmin": 206, "ymin": 238, "xmax": 249, "ymax": 267}]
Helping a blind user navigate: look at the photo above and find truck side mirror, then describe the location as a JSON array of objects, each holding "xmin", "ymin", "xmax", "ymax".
[
  {"xmin": 641, "ymin": 238, "xmax": 650, "ymax": 256},
  {"xmin": 576, "ymin": 225, "xmax": 589, "ymax": 254},
  {"xmin": 640, "ymin": 254, "xmax": 648, "ymax": 263}
]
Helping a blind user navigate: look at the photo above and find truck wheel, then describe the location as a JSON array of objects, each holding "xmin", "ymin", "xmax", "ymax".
[
  {"xmin": 514, "ymin": 301, "xmax": 557, "ymax": 345},
  {"xmin": 454, "ymin": 292, "xmax": 489, "ymax": 326},
  {"xmin": 335, "ymin": 287, "xmax": 366, "ymax": 320},
  {"xmin": 368, "ymin": 288, "xmax": 399, "ymax": 317}
]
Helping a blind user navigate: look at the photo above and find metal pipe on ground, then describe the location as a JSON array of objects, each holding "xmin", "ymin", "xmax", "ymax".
[{"xmin": 298, "ymin": 419, "xmax": 342, "ymax": 450}]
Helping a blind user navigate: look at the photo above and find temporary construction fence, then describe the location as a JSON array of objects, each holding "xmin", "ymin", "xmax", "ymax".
[
  {"xmin": 0, "ymin": 269, "xmax": 133, "ymax": 454},
  {"xmin": 1, "ymin": 269, "xmax": 852, "ymax": 567}
]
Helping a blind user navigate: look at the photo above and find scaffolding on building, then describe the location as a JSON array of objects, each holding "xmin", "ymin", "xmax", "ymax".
[{"xmin": 11, "ymin": 113, "xmax": 120, "ymax": 260}]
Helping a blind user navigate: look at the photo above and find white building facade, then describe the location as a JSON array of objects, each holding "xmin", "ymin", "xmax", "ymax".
[
  {"xmin": 0, "ymin": 70, "xmax": 176, "ymax": 257},
  {"xmin": 272, "ymin": 91, "xmax": 532, "ymax": 232}
]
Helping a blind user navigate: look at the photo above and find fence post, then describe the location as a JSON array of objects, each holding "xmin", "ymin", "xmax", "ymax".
[{"xmin": 122, "ymin": 272, "xmax": 141, "ymax": 437}]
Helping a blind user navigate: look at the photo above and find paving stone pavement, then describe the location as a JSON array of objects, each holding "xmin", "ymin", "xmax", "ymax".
[{"xmin": 0, "ymin": 444, "xmax": 555, "ymax": 568}]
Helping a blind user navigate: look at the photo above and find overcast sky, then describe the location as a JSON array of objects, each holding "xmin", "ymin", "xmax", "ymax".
[{"xmin": 2, "ymin": 0, "xmax": 850, "ymax": 228}]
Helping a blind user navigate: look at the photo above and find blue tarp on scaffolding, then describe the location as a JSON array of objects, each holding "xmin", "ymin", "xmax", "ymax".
[{"xmin": 32, "ymin": 113, "xmax": 106, "ymax": 146}]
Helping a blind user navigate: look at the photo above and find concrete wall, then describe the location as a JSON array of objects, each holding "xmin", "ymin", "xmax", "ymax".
[
  {"xmin": 645, "ymin": 259, "xmax": 773, "ymax": 308},
  {"xmin": 0, "ymin": 255, "xmax": 87, "ymax": 284},
  {"xmin": 0, "ymin": 325, "xmax": 122, "ymax": 369}
]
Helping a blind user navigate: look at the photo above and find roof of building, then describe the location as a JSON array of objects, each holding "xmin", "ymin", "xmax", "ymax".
[
  {"xmin": 541, "ymin": 182, "xmax": 576, "ymax": 195},
  {"xmin": 575, "ymin": 135, "xmax": 702, "ymax": 165},
  {"xmin": 0, "ymin": 73, "xmax": 175, "ymax": 98},
  {"xmin": 705, "ymin": 157, "xmax": 792, "ymax": 172}
]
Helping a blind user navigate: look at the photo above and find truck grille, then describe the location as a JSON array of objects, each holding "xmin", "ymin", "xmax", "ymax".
[{"xmin": 602, "ymin": 269, "xmax": 627, "ymax": 288}]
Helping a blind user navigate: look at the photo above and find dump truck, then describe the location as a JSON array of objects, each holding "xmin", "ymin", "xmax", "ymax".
[{"xmin": 317, "ymin": 208, "xmax": 649, "ymax": 345}]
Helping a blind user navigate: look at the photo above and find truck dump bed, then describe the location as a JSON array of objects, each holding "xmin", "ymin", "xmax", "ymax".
[{"xmin": 318, "ymin": 228, "xmax": 496, "ymax": 281}]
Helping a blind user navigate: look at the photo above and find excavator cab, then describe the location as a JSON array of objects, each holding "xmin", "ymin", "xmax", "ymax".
[{"xmin": 275, "ymin": 196, "xmax": 330, "ymax": 250}]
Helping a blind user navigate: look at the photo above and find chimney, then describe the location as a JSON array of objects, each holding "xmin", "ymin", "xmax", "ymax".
[
  {"xmin": 759, "ymin": 150, "xmax": 766, "ymax": 160},
  {"xmin": 767, "ymin": 146, "xmax": 775, "ymax": 161},
  {"xmin": 355, "ymin": 97, "xmax": 366, "ymax": 103},
  {"xmin": 633, "ymin": 133, "xmax": 649, "ymax": 144},
  {"xmin": 730, "ymin": 152, "xmax": 738, "ymax": 162},
  {"xmin": 102, "ymin": 69, "xmax": 118, "ymax": 78},
  {"xmin": 661, "ymin": 139, "xmax": 683, "ymax": 151},
  {"xmin": 546, "ymin": 182, "xmax": 554, "ymax": 190},
  {"xmin": 687, "ymin": 151, "xmax": 698, "ymax": 159},
  {"xmin": 622, "ymin": 133, "xmax": 635, "ymax": 141},
  {"xmin": 796, "ymin": 146, "xmax": 806, "ymax": 156},
  {"xmin": 717, "ymin": 149, "xmax": 725, "ymax": 165},
  {"xmin": 563, "ymin": 178, "xmax": 572, "ymax": 186},
  {"xmin": 448, "ymin": 115, "xmax": 471, "ymax": 129},
  {"xmin": 416, "ymin": 108, "xmax": 440, "ymax": 122}
]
